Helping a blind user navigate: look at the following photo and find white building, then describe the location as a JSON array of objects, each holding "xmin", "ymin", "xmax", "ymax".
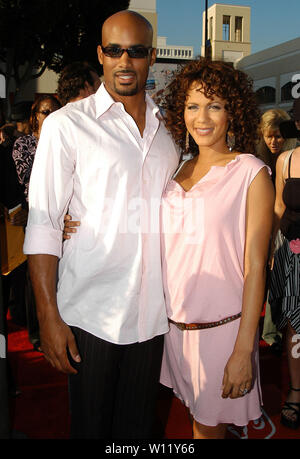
[
  {"xmin": 156, "ymin": 36, "xmax": 194, "ymax": 60},
  {"xmin": 201, "ymin": 3, "xmax": 251, "ymax": 63},
  {"xmin": 236, "ymin": 37, "xmax": 300, "ymax": 112}
]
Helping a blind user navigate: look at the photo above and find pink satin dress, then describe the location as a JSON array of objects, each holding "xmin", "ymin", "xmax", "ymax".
[{"xmin": 160, "ymin": 154, "xmax": 270, "ymax": 426}]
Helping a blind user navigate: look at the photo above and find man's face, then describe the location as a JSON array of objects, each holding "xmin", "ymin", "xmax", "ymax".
[{"xmin": 97, "ymin": 18, "xmax": 156, "ymax": 99}]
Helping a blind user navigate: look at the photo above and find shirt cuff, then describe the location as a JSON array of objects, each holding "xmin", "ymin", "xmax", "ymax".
[{"xmin": 23, "ymin": 224, "xmax": 63, "ymax": 258}]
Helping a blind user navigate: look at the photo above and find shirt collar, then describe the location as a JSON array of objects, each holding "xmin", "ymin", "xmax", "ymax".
[{"xmin": 95, "ymin": 82, "xmax": 161, "ymax": 120}]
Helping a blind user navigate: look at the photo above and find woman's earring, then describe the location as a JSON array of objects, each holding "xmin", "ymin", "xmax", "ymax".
[
  {"xmin": 185, "ymin": 130, "xmax": 190, "ymax": 152},
  {"xmin": 226, "ymin": 131, "xmax": 235, "ymax": 151}
]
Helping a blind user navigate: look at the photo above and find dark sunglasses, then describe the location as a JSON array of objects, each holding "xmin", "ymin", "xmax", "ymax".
[
  {"xmin": 101, "ymin": 45, "xmax": 152, "ymax": 59},
  {"xmin": 37, "ymin": 109, "xmax": 52, "ymax": 116}
]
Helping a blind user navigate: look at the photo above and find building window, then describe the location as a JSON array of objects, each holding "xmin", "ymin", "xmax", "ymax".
[
  {"xmin": 255, "ymin": 86, "xmax": 276, "ymax": 104},
  {"xmin": 223, "ymin": 15, "xmax": 230, "ymax": 41},
  {"xmin": 281, "ymin": 82, "xmax": 294, "ymax": 102},
  {"xmin": 235, "ymin": 16, "xmax": 243, "ymax": 42}
]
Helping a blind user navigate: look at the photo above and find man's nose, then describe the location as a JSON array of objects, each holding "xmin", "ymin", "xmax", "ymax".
[{"xmin": 119, "ymin": 50, "xmax": 132, "ymax": 65}]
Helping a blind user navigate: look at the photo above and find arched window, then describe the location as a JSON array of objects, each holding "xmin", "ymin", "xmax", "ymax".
[
  {"xmin": 255, "ymin": 86, "xmax": 276, "ymax": 104},
  {"xmin": 281, "ymin": 82, "xmax": 294, "ymax": 102}
]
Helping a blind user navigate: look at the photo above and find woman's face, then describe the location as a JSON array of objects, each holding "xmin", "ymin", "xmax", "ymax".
[
  {"xmin": 184, "ymin": 83, "xmax": 229, "ymax": 151},
  {"xmin": 263, "ymin": 128, "xmax": 285, "ymax": 155},
  {"xmin": 36, "ymin": 98, "xmax": 60, "ymax": 132}
]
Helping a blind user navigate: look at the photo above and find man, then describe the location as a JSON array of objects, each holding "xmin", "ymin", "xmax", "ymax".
[
  {"xmin": 24, "ymin": 11, "xmax": 179, "ymax": 439},
  {"xmin": 57, "ymin": 62, "xmax": 101, "ymax": 106}
]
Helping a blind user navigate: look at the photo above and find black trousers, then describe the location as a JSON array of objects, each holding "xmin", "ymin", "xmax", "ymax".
[{"xmin": 69, "ymin": 327, "xmax": 164, "ymax": 439}]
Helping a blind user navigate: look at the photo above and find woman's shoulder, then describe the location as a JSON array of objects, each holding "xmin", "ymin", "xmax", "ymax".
[
  {"xmin": 234, "ymin": 154, "xmax": 272, "ymax": 183},
  {"xmin": 236, "ymin": 153, "xmax": 269, "ymax": 169},
  {"xmin": 277, "ymin": 147, "xmax": 299, "ymax": 163}
]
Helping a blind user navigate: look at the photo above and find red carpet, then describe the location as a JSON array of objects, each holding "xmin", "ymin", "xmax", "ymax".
[{"xmin": 7, "ymin": 318, "xmax": 300, "ymax": 440}]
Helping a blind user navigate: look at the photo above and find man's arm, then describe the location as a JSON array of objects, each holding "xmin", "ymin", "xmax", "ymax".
[{"xmin": 28, "ymin": 254, "xmax": 81, "ymax": 374}]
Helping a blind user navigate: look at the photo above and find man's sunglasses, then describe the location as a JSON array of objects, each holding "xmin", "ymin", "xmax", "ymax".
[{"xmin": 101, "ymin": 45, "xmax": 152, "ymax": 59}]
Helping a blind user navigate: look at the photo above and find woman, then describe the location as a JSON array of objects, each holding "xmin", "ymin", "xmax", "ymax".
[
  {"xmin": 268, "ymin": 98, "xmax": 300, "ymax": 430},
  {"xmin": 64, "ymin": 59, "xmax": 274, "ymax": 438},
  {"xmin": 257, "ymin": 109, "xmax": 297, "ymax": 181},
  {"xmin": 12, "ymin": 95, "xmax": 61, "ymax": 202},
  {"xmin": 12, "ymin": 95, "xmax": 61, "ymax": 351},
  {"xmin": 259, "ymin": 110, "xmax": 297, "ymax": 351},
  {"xmin": 159, "ymin": 59, "xmax": 274, "ymax": 439}
]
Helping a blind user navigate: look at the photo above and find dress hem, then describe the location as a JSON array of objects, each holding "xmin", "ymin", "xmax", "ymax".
[{"xmin": 160, "ymin": 380, "xmax": 263, "ymax": 428}]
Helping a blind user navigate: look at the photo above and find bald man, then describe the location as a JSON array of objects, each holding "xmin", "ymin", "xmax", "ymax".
[{"xmin": 24, "ymin": 11, "xmax": 179, "ymax": 439}]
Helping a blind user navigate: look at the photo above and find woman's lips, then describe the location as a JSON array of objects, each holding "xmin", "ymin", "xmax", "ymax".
[{"xmin": 194, "ymin": 128, "xmax": 213, "ymax": 136}]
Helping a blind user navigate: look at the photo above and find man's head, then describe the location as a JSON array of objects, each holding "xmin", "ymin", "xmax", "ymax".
[
  {"xmin": 57, "ymin": 62, "xmax": 100, "ymax": 105},
  {"xmin": 11, "ymin": 101, "xmax": 32, "ymax": 135},
  {"xmin": 97, "ymin": 10, "xmax": 156, "ymax": 99}
]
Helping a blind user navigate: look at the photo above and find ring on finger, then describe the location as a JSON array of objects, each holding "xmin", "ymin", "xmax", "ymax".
[{"xmin": 239, "ymin": 388, "xmax": 248, "ymax": 396}]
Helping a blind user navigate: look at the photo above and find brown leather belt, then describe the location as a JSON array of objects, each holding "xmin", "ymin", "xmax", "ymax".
[{"xmin": 168, "ymin": 312, "xmax": 242, "ymax": 331}]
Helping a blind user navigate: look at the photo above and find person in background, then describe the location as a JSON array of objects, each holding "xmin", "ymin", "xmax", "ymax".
[
  {"xmin": 257, "ymin": 109, "xmax": 297, "ymax": 182},
  {"xmin": 159, "ymin": 58, "xmax": 274, "ymax": 439},
  {"xmin": 10, "ymin": 101, "xmax": 32, "ymax": 136},
  {"xmin": 1, "ymin": 123, "xmax": 28, "ymax": 332},
  {"xmin": 258, "ymin": 109, "xmax": 297, "ymax": 353},
  {"xmin": 268, "ymin": 97, "xmax": 300, "ymax": 430},
  {"xmin": 12, "ymin": 95, "xmax": 61, "ymax": 351},
  {"xmin": 57, "ymin": 62, "xmax": 100, "ymax": 106},
  {"xmin": 12, "ymin": 95, "xmax": 61, "ymax": 203}
]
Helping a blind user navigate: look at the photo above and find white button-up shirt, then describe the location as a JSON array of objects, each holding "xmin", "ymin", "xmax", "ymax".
[{"xmin": 24, "ymin": 83, "xmax": 179, "ymax": 344}]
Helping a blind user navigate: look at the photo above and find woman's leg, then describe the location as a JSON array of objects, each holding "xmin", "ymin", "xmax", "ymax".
[{"xmin": 193, "ymin": 420, "xmax": 228, "ymax": 439}]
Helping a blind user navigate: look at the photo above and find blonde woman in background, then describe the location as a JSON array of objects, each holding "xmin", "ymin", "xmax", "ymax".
[
  {"xmin": 257, "ymin": 109, "xmax": 297, "ymax": 182},
  {"xmin": 259, "ymin": 110, "xmax": 297, "ymax": 351}
]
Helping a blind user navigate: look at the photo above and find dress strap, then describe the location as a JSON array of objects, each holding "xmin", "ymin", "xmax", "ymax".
[
  {"xmin": 283, "ymin": 149, "xmax": 294, "ymax": 182},
  {"xmin": 288, "ymin": 151, "xmax": 293, "ymax": 178}
]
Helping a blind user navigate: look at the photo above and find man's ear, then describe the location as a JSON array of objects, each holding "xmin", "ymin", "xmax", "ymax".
[
  {"xmin": 97, "ymin": 45, "xmax": 104, "ymax": 65},
  {"xmin": 150, "ymin": 48, "xmax": 156, "ymax": 67}
]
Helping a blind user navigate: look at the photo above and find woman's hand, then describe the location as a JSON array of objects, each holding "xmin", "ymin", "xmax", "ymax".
[
  {"xmin": 63, "ymin": 214, "xmax": 80, "ymax": 240},
  {"xmin": 221, "ymin": 350, "xmax": 253, "ymax": 399}
]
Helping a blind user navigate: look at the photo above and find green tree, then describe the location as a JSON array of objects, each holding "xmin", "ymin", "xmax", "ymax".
[{"xmin": 0, "ymin": 0, "xmax": 129, "ymax": 114}]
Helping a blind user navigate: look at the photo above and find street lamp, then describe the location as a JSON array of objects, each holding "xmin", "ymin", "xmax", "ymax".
[
  {"xmin": 204, "ymin": 0, "xmax": 208, "ymax": 56},
  {"xmin": 204, "ymin": 0, "xmax": 211, "ymax": 59}
]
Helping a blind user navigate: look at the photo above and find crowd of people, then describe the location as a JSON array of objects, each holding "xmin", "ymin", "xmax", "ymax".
[{"xmin": 1, "ymin": 9, "xmax": 300, "ymax": 439}]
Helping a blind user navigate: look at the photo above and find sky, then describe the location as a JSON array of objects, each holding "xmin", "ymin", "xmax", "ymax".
[{"xmin": 157, "ymin": 0, "xmax": 300, "ymax": 56}]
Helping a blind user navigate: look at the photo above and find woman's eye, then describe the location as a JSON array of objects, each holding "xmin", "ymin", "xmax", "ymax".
[
  {"xmin": 209, "ymin": 104, "xmax": 221, "ymax": 110},
  {"xmin": 186, "ymin": 105, "xmax": 198, "ymax": 110}
]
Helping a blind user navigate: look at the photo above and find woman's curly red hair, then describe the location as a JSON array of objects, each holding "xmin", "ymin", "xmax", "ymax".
[{"xmin": 163, "ymin": 58, "xmax": 260, "ymax": 157}]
